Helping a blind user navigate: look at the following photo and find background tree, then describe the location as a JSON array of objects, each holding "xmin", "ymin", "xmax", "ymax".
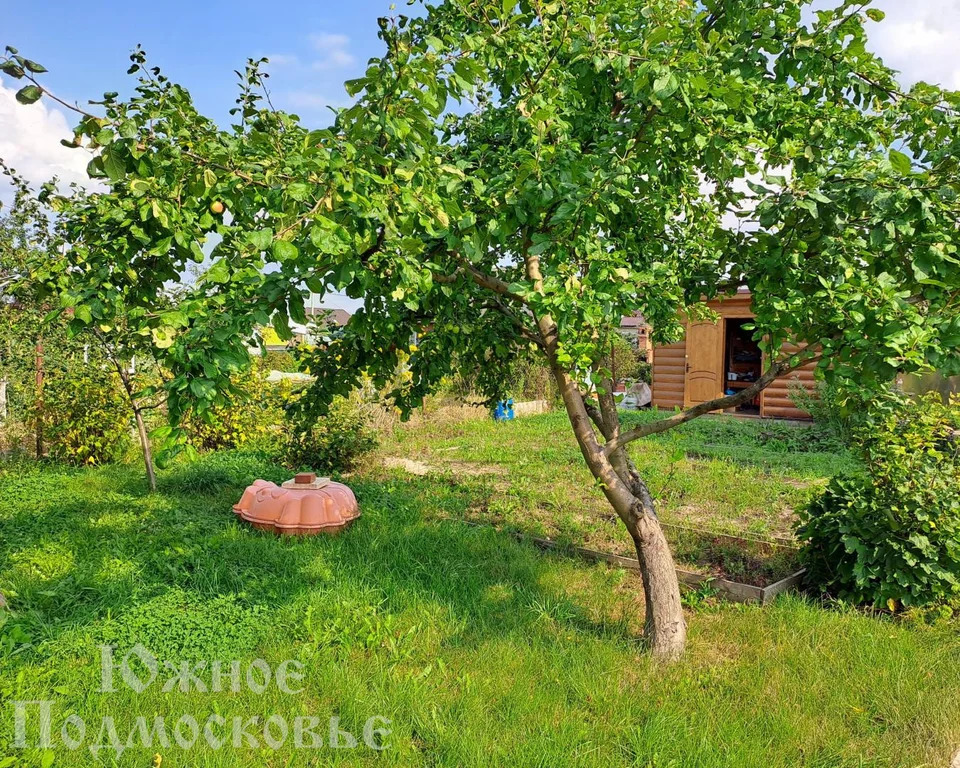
[
  {"xmin": 3, "ymin": 0, "xmax": 959, "ymax": 658},
  {"xmin": 1, "ymin": 162, "xmax": 175, "ymax": 488}
]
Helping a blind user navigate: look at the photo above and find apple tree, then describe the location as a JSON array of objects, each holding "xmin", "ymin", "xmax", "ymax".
[{"xmin": 3, "ymin": 0, "xmax": 960, "ymax": 658}]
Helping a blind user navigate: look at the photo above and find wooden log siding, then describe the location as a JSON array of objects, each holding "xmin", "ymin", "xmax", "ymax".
[
  {"xmin": 651, "ymin": 341, "xmax": 686, "ymax": 409},
  {"xmin": 761, "ymin": 343, "xmax": 818, "ymax": 420}
]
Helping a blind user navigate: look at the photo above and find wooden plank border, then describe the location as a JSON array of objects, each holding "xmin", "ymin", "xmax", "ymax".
[{"xmin": 443, "ymin": 517, "xmax": 806, "ymax": 605}]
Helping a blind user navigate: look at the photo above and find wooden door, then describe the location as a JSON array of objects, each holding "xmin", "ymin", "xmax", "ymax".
[{"xmin": 684, "ymin": 319, "xmax": 724, "ymax": 407}]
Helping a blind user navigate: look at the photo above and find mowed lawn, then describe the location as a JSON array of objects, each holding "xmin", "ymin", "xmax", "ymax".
[
  {"xmin": 373, "ymin": 408, "xmax": 858, "ymax": 549},
  {"xmin": 0, "ymin": 416, "xmax": 957, "ymax": 767}
]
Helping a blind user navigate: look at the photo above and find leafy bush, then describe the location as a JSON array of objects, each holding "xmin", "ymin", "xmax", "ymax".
[
  {"xmin": 505, "ymin": 357, "xmax": 557, "ymax": 401},
  {"xmin": 262, "ymin": 349, "xmax": 298, "ymax": 373},
  {"xmin": 38, "ymin": 369, "xmax": 130, "ymax": 465},
  {"xmin": 284, "ymin": 394, "xmax": 379, "ymax": 472},
  {"xmin": 448, "ymin": 356, "xmax": 557, "ymax": 403},
  {"xmin": 603, "ymin": 332, "xmax": 651, "ymax": 384},
  {"xmin": 181, "ymin": 364, "xmax": 293, "ymax": 452},
  {"xmin": 797, "ymin": 391, "xmax": 960, "ymax": 609},
  {"xmin": 789, "ymin": 379, "xmax": 855, "ymax": 447}
]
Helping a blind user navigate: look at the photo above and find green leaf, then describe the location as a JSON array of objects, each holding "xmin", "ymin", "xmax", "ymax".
[
  {"xmin": 645, "ymin": 27, "xmax": 670, "ymax": 48},
  {"xmin": 865, "ymin": 8, "xmax": 885, "ymax": 22},
  {"xmin": 653, "ymin": 72, "xmax": 679, "ymax": 101},
  {"xmin": 118, "ymin": 119, "xmax": 137, "ymax": 139},
  {"xmin": 344, "ymin": 78, "xmax": 367, "ymax": 97},
  {"xmin": 23, "ymin": 58, "xmax": 48, "ymax": 73},
  {"xmin": 287, "ymin": 182, "xmax": 311, "ymax": 201},
  {"xmin": 888, "ymin": 149, "xmax": 912, "ymax": 175},
  {"xmin": 248, "ymin": 229, "xmax": 273, "ymax": 251},
  {"xmin": 73, "ymin": 304, "xmax": 92, "ymax": 324},
  {"xmin": 272, "ymin": 240, "xmax": 299, "ymax": 261},
  {"xmin": 149, "ymin": 425, "xmax": 174, "ymax": 441},
  {"xmin": 102, "ymin": 145, "xmax": 126, "ymax": 181},
  {"xmin": 0, "ymin": 60, "xmax": 24, "ymax": 78},
  {"xmin": 86, "ymin": 156, "xmax": 106, "ymax": 178},
  {"xmin": 14, "ymin": 84, "xmax": 41, "ymax": 104},
  {"xmin": 189, "ymin": 378, "xmax": 215, "ymax": 400},
  {"xmin": 204, "ymin": 260, "xmax": 230, "ymax": 284},
  {"xmin": 273, "ymin": 311, "xmax": 292, "ymax": 340}
]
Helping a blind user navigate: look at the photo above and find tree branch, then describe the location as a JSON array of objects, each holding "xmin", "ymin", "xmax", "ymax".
[
  {"xmin": 458, "ymin": 258, "xmax": 528, "ymax": 304},
  {"xmin": 603, "ymin": 353, "xmax": 821, "ymax": 455},
  {"xmin": 482, "ymin": 298, "xmax": 544, "ymax": 348}
]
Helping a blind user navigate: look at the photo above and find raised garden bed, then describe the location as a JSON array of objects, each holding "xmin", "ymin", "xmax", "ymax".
[
  {"xmin": 662, "ymin": 523, "xmax": 801, "ymax": 587},
  {"xmin": 443, "ymin": 518, "xmax": 806, "ymax": 605}
]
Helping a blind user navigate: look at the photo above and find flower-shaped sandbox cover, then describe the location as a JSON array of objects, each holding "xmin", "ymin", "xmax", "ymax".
[{"xmin": 233, "ymin": 473, "xmax": 360, "ymax": 535}]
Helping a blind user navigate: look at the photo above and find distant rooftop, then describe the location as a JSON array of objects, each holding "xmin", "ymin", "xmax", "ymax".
[
  {"xmin": 619, "ymin": 313, "xmax": 649, "ymax": 329},
  {"xmin": 305, "ymin": 307, "xmax": 352, "ymax": 327}
]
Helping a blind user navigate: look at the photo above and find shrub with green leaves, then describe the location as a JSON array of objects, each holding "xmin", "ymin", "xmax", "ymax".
[
  {"xmin": 284, "ymin": 394, "xmax": 379, "ymax": 473},
  {"xmin": 797, "ymin": 392, "xmax": 960, "ymax": 609},
  {"xmin": 39, "ymin": 369, "xmax": 130, "ymax": 465},
  {"xmin": 605, "ymin": 332, "xmax": 651, "ymax": 385},
  {"xmin": 181, "ymin": 363, "xmax": 294, "ymax": 453},
  {"xmin": 788, "ymin": 380, "xmax": 855, "ymax": 448}
]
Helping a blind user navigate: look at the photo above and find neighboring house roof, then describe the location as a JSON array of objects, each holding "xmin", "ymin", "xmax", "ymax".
[
  {"xmin": 305, "ymin": 307, "xmax": 352, "ymax": 327},
  {"xmin": 619, "ymin": 313, "xmax": 649, "ymax": 329}
]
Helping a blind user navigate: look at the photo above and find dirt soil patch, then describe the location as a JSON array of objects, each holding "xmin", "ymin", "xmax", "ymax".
[{"xmin": 383, "ymin": 457, "xmax": 435, "ymax": 475}]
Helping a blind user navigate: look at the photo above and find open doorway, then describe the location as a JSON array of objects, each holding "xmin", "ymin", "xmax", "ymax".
[{"xmin": 723, "ymin": 319, "xmax": 762, "ymax": 414}]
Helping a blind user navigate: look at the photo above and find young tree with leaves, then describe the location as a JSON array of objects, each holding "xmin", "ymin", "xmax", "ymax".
[
  {"xmin": 3, "ymin": 0, "xmax": 959, "ymax": 658},
  {"xmin": 1, "ymin": 162, "xmax": 174, "ymax": 488}
]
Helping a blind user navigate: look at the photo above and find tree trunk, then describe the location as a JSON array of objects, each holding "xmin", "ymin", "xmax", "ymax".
[
  {"xmin": 115, "ymin": 363, "xmax": 157, "ymax": 493},
  {"xmin": 547, "ymin": 360, "xmax": 687, "ymax": 660},
  {"xmin": 526, "ymin": 250, "xmax": 685, "ymax": 658},
  {"xmin": 35, "ymin": 338, "xmax": 44, "ymax": 459},
  {"xmin": 626, "ymin": 498, "xmax": 686, "ymax": 653},
  {"xmin": 133, "ymin": 405, "xmax": 157, "ymax": 492}
]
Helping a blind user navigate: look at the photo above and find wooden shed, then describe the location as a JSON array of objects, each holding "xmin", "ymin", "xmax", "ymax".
[{"xmin": 651, "ymin": 291, "xmax": 817, "ymax": 420}]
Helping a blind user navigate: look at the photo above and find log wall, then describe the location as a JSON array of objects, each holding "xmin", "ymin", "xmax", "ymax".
[
  {"xmin": 651, "ymin": 340, "xmax": 686, "ymax": 410},
  {"xmin": 761, "ymin": 343, "xmax": 818, "ymax": 420}
]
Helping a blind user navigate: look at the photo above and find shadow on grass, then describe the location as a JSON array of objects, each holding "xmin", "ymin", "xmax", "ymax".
[{"xmin": 0, "ymin": 452, "xmax": 644, "ymax": 666}]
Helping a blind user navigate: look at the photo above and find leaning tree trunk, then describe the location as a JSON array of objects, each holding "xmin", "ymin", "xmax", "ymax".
[
  {"xmin": 527, "ymin": 250, "xmax": 685, "ymax": 658},
  {"xmin": 548, "ymin": 360, "xmax": 687, "ymax": 660},
  {"xmin": 115, "ymin": 364, "xmax": 157, "ymax": 493},
  {"xmin": 132, "ymin": 405, "xmax": 157, "ymax": 493}
]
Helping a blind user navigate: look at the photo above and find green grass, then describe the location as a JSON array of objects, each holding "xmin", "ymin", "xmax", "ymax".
[
  {"xmin": 0, "ymin": 435, "xmax": 958, "ymax": 767},
  {"xmin": 374, "ymin": 409, "xmax": 858, "ymax": 561}
]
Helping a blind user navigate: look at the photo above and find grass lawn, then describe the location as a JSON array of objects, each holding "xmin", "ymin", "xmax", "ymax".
[
  {"xmin": 373, "ymin": 409, "xmax": 858, "ymax": 569},
  {"xmin": 0, "ymin": 416, "xmax": 958, "ymax": 767}
]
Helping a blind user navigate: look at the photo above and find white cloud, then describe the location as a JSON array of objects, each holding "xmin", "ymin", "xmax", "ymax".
[
  {"xmin": 308, "ymin": 33, "xmax": 356, "ymax": 71},
  {"xmin": 0, "ymin": 83, "xmax": 93, "ymax": 205},
  {"xmin": 865, "ymin": 0, "xmax": 960, "ymax": 89},
  {"xmin": 263, "ymin": 53, "xmax": 300, "ymax": 68},
  {"xmin": 282, "ymin": 90, "xmax": 350, "ymax": 114}
]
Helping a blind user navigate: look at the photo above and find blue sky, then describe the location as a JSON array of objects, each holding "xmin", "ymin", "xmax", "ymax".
[
  {"xmin": 3, "ymin": 0, "xmax": 408, "ymax": 311},
  {"xmin": 3, "ymin": 0, "xmax": 400, "ymax": 126}
]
